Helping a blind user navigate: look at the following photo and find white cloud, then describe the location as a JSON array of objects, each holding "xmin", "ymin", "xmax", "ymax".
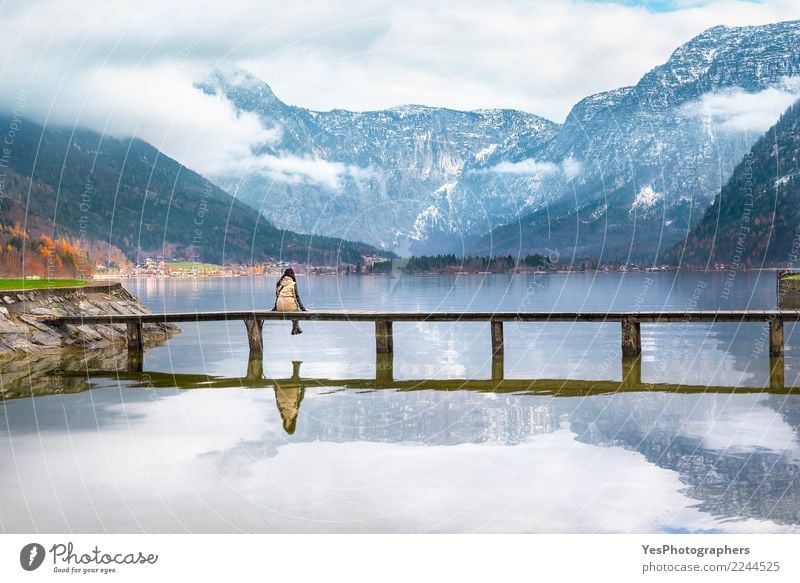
[
  {"xmin": 1, "ymin": 0, "xmax": 799, "ymax": 177},
  {"xmin": 561, "ymin": 156, "xmax": 584, "ymax": 180},
  {"xmin": 481, "ymin": 156, "xmax": 584, "ymax": 180},
  {"xmin": 237, "ymin": 153, "xmax": 380, "ymax": 190},
  {"xmin": 680, "ymin": 77, "xmax": 800, "ymax": 134},
  {"xmin": 488, "ymin": 159, "xmax": 561, "ymax": 176}
]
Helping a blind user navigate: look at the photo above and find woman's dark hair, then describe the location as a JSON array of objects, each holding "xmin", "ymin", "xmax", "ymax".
[{"xmin": 279, "ymin": 268, "xmax": 296, "ymax": 284}]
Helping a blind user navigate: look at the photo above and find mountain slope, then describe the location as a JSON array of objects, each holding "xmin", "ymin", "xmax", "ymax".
[
  {"xmin": 670, "ymin": 99, "xmax": 800, "ymax": 267},
  {"xmin": 471, "ymin": 20, "xmax": 800, "ymax": 260},
  {"xmin": 198, "ymin": 68, "xmax": 559, "ymax": 253},
  {"xmin": 0, "ymin": 115, "xmax": 384, "ymax": 265}
]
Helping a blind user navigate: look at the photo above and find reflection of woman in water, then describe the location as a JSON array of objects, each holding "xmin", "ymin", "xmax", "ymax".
[
  {"xmin": 274, "ymin": 361, "xmax": 304, "ymax": 434},
  {"xmin": 273, "ymin": 268, "xmax": 307, "ymax": 335}
]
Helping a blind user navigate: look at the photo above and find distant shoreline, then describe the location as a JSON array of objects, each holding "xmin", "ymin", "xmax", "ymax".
[{"xmin": 90, "ymin": 266, "xmax": 788, "ymax": 281}]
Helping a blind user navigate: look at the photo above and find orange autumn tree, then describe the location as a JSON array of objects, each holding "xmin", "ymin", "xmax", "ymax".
[{"xmin": 0, "ymin": 223, "xmax": 94, "ymax": 278}]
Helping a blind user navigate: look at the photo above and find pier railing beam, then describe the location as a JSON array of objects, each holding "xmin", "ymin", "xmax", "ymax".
[
  {"xmin": 375, "ymin": 319, "xmax": 393, "ymax": 354},
  {"xmin": 621, "ymin": 317, "xmax": 641, "ymax": 357},
  {"xmin": 244, "ymin": 316, "xmax": 264, "ymax": 352},
  {"xmin": 769, "ymin": 319, "xmax": 784, "ymax": 357},
  {"xmin": 490, "ymin": 320, "xmax": 504, "ymax": 356}
]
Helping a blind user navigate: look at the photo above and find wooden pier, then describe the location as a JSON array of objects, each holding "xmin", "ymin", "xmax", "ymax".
[{"xmin": 44, "ymin": 309, "xmax": 799, "ymax": 385}]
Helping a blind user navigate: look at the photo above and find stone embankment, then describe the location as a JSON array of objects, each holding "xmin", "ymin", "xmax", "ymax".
[
  {"xmin": 777, "ymin": 271, "xmax": 800, "ymax": 309},
  {"xmin": 0, "ymin": 282, "xmax": 179, "ymax": 355}
]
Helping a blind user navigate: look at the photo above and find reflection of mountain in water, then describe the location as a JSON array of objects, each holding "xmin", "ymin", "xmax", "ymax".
[
  {"xmin": 292, "ymin": 391, "xmax": 560, "ymax": 445},
  {"xmin": 566, "ymin": 393, "xmax": 800, "ymax": 526},
  {"xmin": 199, "ymin": 390, "xmax": 562, "ymax": 485}
]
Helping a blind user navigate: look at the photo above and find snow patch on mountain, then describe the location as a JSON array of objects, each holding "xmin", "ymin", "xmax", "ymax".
[
  {"xmin": 475, "ymin": 144, "xmax": 499, "ymax": 161},
  {"xmin": 412, "ymin": 205, "xmax": 445, "ymax": 241},
  {"xmin": 775, "ymin": 173, "xmax": 797, "ymax": 188},
  {"xmin": 585, "ymin": 204, "xmax": 607, "ymax": 223},
  {"xmin": 434, "ymin": 181, "xmax": 458, "ymax": 196},
  {"xmin": 630, "ymin": 186, "xmax": 663, "ymax": 213}
]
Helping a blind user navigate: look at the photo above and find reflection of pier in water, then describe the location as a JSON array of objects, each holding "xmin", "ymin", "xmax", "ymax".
[
  {"xmin": 74, "ymin": 353, "xmax": 798, "ymax": 395},
  {"xmin": 2, "ymin": 342, "xmax": 796, "ymax": 410}
]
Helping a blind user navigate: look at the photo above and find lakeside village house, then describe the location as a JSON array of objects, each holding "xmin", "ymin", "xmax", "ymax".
[{"xmin": 108, "ymin": 255, "xmax": 392, "ymax": 278}]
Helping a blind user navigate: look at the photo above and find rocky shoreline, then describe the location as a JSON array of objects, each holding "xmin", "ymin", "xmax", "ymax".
[{"xmin": 0, "ymin": 282, "xmax": 179, "ymax": 356}]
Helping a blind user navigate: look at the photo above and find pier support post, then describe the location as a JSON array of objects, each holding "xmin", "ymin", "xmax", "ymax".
[
  {"xmin": 127, "ymin": 321, "xmax": 143, "ymax": 351},
  {"xmin": 244, "ymin": 316, "xmax": 264, "ymax": 353},
  {"xmin": 376, "ymin": 352, "xmax": 394, "ymax": 386},
  {"xmin": 769, "ymin": 319, "xmax": 784, "ymax": 357},
  {"xmin": 621, "ymin": 356, "xmax": 642, "ymax": 390},
  {"xmin": 375, "ymin": 319, "xmax": 393, "ymax": 354},
  {"xmin": 246, "ymin": 350, "xmax": 264, "ymax": 380},
  {"xmin": 769, "ymin": 355, "xmax": 785, "ymax": 391},
  {"xmin": 126, "ymin": 321, "xmax": 144, "ymax": 372},
  {"xmin": 491, "ymin": 354, "xmax": 504, "ymax": 382},
  {"xmin": 291, "ymin": 360, "xmax": 302, "ymax": 379},
  {"xmin": 621, "ymin": 318, "xmax": 641, "ymax": 357},
  {"xmin": 126, "ymin": 350, "xmax": 143, "ymax": 373},
  {"xmin": 490, "ymin": 320, "xmax": 504, "ymax": 356}
]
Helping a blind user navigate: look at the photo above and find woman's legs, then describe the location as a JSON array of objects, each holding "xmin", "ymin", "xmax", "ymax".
[{"xmin": 291, "ymin": 319, "xmax": 302, "ymax": 335}]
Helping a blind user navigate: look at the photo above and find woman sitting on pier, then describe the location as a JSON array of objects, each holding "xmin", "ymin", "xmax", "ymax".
[{"xmin": 273, "ymin": 268, "xmax": 307, "ymax": 335}]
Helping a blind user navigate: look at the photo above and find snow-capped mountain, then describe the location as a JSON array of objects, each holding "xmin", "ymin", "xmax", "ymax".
[
  {"xmin": 202, "ymin": 19, "xmax": 800, "ymax": 258},
  {"xmin": 198, "ymin": 68, "xmax": 558, "ymax": 253},
  {"xmin": 473, "ymin": 20, "xmax": 800, "ymax": 260}
]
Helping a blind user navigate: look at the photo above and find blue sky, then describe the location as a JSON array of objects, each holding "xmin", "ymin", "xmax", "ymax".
[{"xmin": 591, "ymin": 0, "xmax": 762, "ymax": 12}]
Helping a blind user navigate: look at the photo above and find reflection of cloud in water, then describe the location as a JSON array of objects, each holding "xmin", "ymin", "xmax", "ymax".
[
  {"xmin": 1, "ymin": 388, "xmax": 798, "ymax": 533},
  {"xmin": 239, "ymin": 429, "xmax": 786, "ymax": 533},
  {"xmin": 680, "ymin": 399, "xmax": 800, "ymax": 458},
  {"xmin": 567, "ymin": 393, "xmax": 800, "ymax": 527}
]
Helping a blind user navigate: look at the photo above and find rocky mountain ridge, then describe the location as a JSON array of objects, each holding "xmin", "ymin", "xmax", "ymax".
[{"xmin": 203, "ymin": 20, "xmax": 800, "ymax": 260}]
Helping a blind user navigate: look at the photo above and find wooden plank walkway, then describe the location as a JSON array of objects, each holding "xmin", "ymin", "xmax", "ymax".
[
  {"xmin": 39, "ymin": 309, "xmax": 799, "ymax": 385},
  {"xmin": 44, "ymin": 309, "xmax": 800, "ymax": 324}
]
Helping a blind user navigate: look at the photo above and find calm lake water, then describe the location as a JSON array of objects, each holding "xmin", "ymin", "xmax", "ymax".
[{"xmin": 2, "ymin": 271, "xmax": 800, "ymax": 533}]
